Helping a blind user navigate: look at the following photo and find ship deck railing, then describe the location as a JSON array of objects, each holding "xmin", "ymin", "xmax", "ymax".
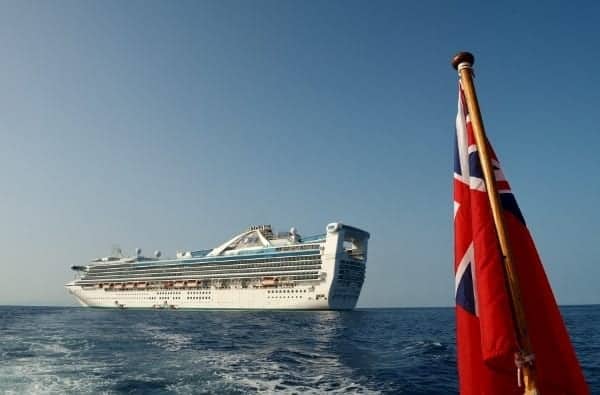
[{"xmin": 300, "ymin": 234, "xmax": 326, "ymax": 242}]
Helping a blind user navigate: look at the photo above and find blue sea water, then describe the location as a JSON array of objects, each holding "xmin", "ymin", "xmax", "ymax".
[{"xmin": 0, "ymin": 306, "xmax": 597, "ymax": 394}]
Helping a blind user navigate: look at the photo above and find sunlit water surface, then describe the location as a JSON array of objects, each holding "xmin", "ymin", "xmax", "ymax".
[{"xmin": 0, "ymin": 306, "xmax": 597, "ymax": 394}]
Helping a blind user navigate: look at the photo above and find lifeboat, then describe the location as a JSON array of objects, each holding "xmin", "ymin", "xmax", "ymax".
[
  {"xmin": 261, "ymin": 277, "xmax": 278, "ymax": 287},
  {"xmin": 136, "ymin": 282, "xmax": 148, "ymax": 289},
  {"xmin": 125, "ymin": 283, "xmax": 135, "ymax": 289},
  {"xmin": 186, "ymin": 280, "xmax": 198, "ymax": 288},
  {"xmin": 174, "ymin": 281, "xmax": 185, "ymax": 288},
  {"xmin": 113, "ymin": 283, "xmax": 123, "ymax": 290}
]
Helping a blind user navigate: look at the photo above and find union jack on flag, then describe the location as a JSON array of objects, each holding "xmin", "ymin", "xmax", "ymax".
[
  {"xmin": 453, "ymin": 83, "xmax": 524, "ymax": 317},
  {"xmin": 452, "ymin": 82, "xmax": 589, "ymax": 394}
]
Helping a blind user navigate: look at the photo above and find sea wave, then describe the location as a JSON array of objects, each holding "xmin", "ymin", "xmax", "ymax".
[{"xmin": 0, "ymin": 306, "xmax": 598, "ymax": 394}]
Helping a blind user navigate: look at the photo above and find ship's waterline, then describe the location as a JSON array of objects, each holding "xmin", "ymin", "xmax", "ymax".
[{"xmin": 66, "ymin": 222, "xmax": 369, "ymax": 310}]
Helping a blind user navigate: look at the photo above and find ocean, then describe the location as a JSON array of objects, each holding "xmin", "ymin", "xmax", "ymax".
[{"xmin": 0, "ymin": 305, "xmax": 597, "ymax": 394}]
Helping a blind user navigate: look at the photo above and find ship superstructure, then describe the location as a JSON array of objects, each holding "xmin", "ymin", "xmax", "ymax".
[{"xmin": 65, "ymin": 223, "xmax": 369, "ymax": 310}]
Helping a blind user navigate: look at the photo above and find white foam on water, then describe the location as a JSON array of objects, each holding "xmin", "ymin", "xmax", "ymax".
[
  {"xmin": 0, "ymin": 356, "xmax": 112, "ymax": 395},
  {"xmin": 137, "ymin": 324, "xmax": 193, "ymax": 352},
  {"xmin": 182, "ymin": 347, "xmax": 382, "ymax": 394},
  {"xmin": 31, "ymin": 341, "xmax": 73, "ymax": 356},
  {"xmin": 0, "ymin": 329, "xmax": 122, "ymax": 395}
]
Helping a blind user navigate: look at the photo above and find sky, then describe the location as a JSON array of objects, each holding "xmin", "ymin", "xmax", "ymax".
[{"xmin": 0, "ymin": 1, "xmax": 599, "ymax": 307}]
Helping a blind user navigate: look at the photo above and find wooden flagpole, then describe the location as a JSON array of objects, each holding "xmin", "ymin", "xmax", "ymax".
[{"xmin": 451, "ymin": 52, "xmax": 539, "ymax": 395}]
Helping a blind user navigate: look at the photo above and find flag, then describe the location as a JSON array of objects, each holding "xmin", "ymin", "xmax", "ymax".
[{"xmin": 453, "ymin": 82, "xmax": 589, "ymax": 394}]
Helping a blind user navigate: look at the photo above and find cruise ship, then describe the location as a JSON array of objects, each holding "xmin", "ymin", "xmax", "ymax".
[{"xmin": 65, "ymin": 222, "xmax": 369, "ymax": 310}]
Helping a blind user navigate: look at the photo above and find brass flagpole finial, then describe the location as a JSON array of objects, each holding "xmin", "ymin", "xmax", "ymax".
[{"xmin": 451, "ymin": 52, "xmax": 475, "ymax": 69}]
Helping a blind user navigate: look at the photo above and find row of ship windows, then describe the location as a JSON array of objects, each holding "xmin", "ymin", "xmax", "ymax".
[
  {"xmin": 79, "ymin": 274, "xmax": 322, "ymax": 286},
  {"xmin": 96, "ymin": 292, "xmax": 149, "ymax": 296},
  {"xmin": 276, "ymin": 244, "xmax": 322, "ymax": 251},
  {"xmin": 94, "ymin": 254, "xmax": 322, "ymax": 272},
  {"xmin": 98, "ymin": 289, "xmax": 319, "ymax": 297},
  {"xmin": 86, "ymin": 271, "xmax": 319, "ymax": 282},
  {"xmin": 82, "ymin": 271, "xmax": 321, "ymax": 283},
  {"xmin": 267, "ymin": 295, "xmax": 304, "ymax": 299},
  {"xmin": 85, "ymin": 264, "xmax": 322, "ymax": 280},
  {"xmin": 156, "ymin": 291, "xmax": 211, "ymax": 295},
  {"xmin": 267, "ymin": 289, "xmax": 308, "ymax": 294},
  {"xmin": 102, "ymin": 291, "xmax": 211, "ymax": 300},
  {"xmin": 87, "ymin": 261, "xmax": 323, "ymax": 277},
  {"xmin": 88, "ymin": 297, "xmax": 159, "ymax": 301},
  {"xmin": 86, "ymin": 296, "xmax": 214, "ymax": 302}
]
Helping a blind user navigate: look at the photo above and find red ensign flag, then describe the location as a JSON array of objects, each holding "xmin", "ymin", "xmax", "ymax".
[{"xmin": 453, "ymin": 83, "xmax": 589, "ymax": 394}]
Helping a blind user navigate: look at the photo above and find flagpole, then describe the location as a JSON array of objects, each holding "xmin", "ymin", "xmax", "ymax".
[{"xmin": 451, "ymin": 52, "xmax": 539, "ymax": 395}]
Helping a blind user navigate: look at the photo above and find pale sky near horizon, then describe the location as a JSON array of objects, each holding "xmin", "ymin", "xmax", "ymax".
[{"xmin": 1, "ymin": 1, "xmax": 599, "ymax": 307}]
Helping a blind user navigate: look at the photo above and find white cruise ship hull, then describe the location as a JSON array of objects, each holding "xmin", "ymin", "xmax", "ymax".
[
  {"xmin": 65, "ymin": 284, "xmax": 359, "ymax": 310},
  {"xmin": 66, "ymin": 222, "xmax": 368, "ymax": 311}
]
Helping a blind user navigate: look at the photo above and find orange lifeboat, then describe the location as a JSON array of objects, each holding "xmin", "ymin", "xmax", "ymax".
[
  {"xmin": 261, "ymin": 277, "xmax": 278, "ymax": 287},
  {"xmin": 186, "ymin": 280, "xmax": 198, "ymax": 288}
]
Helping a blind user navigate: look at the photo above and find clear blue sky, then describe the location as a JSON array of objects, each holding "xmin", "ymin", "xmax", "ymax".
[{"xmin": 1, "ymin": 1, "xmax": 598, "ymax": 307}]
